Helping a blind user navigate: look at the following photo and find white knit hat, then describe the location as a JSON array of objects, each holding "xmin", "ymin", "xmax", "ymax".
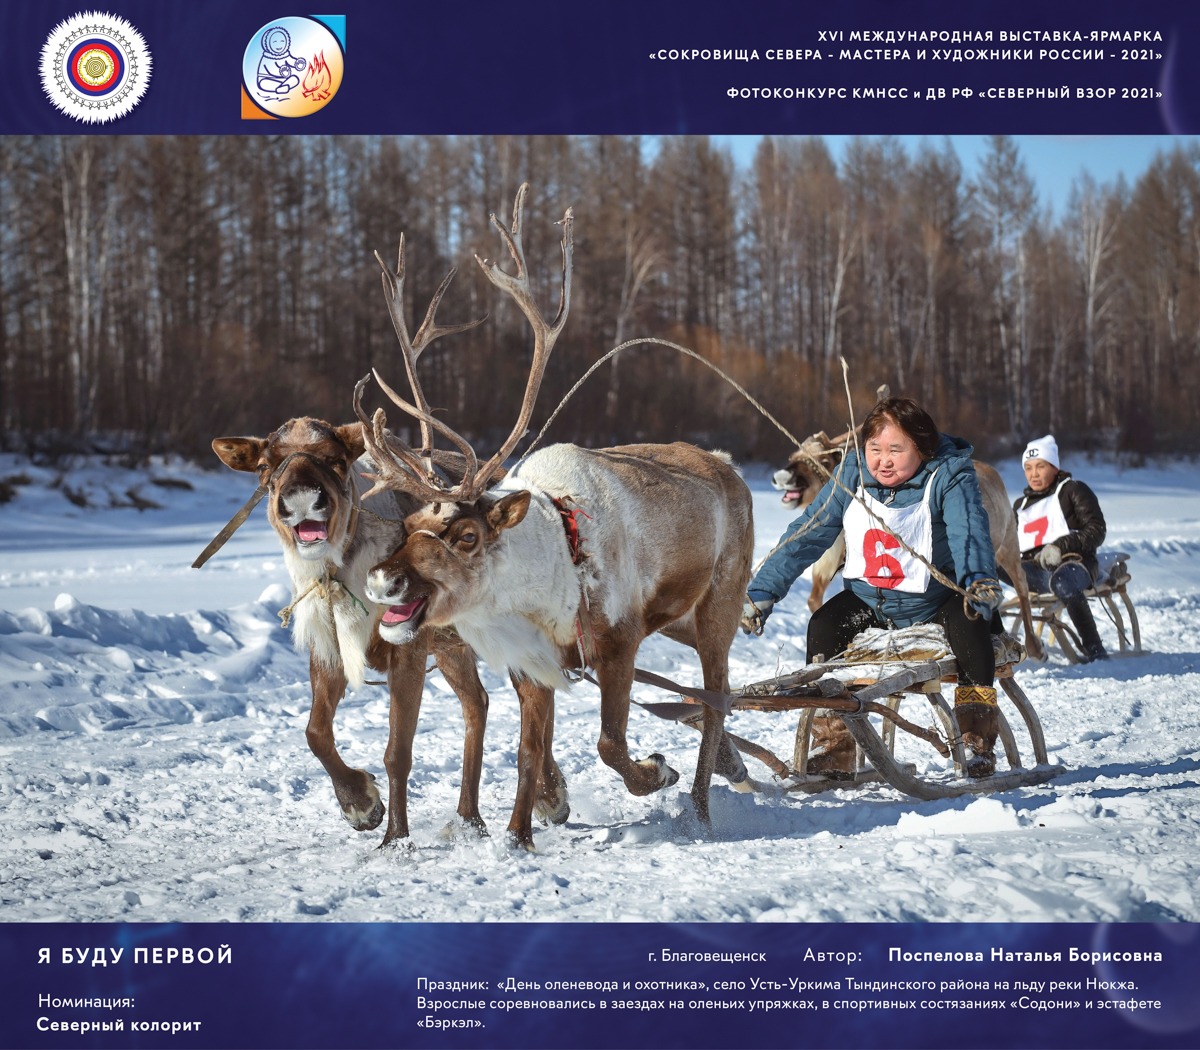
[{"xmin": 1022, "ymin": 434, "xmax": 1060, "ymax": 469}]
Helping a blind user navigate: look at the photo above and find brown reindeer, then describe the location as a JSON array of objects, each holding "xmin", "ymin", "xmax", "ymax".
[
  {"xmin": 771, "ymin": 428, "xmax": 1045, "ymax": 660},
  {"xmin": 208, "ymin": 249, "xmax": 567, "ymax": 847},
  {"xmin": 359, "ymin": 185, "xmax": 755, "ymax": 849}
]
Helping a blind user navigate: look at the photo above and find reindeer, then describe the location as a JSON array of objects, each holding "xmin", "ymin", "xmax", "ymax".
[
  {"xmin": 358, "ymin": 185, "xmax": 755, "ymax": 849},
  {"xmin": 772, "ymin": 427, "xmax": 1045, "ymax": 660},
  {"xmin": 207, "ymin": 250, "xmax": 568, "ymax": 847},
  {"xmin": 771, "ymin": 432, "xmax": 849, "ymax": 614}
]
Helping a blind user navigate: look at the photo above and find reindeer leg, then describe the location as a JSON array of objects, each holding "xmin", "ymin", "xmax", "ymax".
[
  {"xmin": 692, "ymin": 586, "xmax": 749, "ymax": 821},
  {"xmin": 507, "ymin": 678, "xmax": 556, "ymax": 851},
  {"xmin": 306, "ymin": 655, "xmax": 384, "ymax": 832},
  {"xmin": 596, "ymin": 646, "xmax": 680, "ymax": 796},
  {"xmin": 376, "ymin": 635, "xmax": 427, "ymax": 848},
  {"xmin": 808, "ymin": 532, "xmax": 846, "ymax": 613},
  {"xmin": 433, "ymin": 640, "xmax": 490, "ymax": 837},
  {"xmin": 533, "ymin": 695, "xmax": 570, "ymax": 826},
  {"xmin": 1000, "ymin": 548, "xmax": 1045, "ymax": 662},
  {"xmin": 691, "ymin": 708, "xmax": 726, "ymax": 827}
]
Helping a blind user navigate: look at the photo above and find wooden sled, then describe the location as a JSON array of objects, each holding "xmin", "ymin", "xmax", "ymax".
[
  {"xmin": 637, "ymin": 625, "xmax": 1066, "ymax": 800},
  {"xmin": 1001, "ymin": 551, "xmax": 1142, "ymax": 664}
]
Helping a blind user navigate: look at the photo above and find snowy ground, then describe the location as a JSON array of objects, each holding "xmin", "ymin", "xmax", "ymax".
[{"xmin": 1, "ymin": 451, "xmax": 1199, "ymax": 924}]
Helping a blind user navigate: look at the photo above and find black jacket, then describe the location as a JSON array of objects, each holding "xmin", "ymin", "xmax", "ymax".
[{"xmin": 1013, "ymin": 470, "xmax": 1106, "ymax": 575}]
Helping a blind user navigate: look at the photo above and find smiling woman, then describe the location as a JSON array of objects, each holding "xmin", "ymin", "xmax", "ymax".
[{"xmin": 743, "ymin": 396, "xmax": 1006, "ymax": 779}]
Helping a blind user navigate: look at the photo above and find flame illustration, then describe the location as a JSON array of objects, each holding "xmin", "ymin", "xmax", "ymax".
[{"xmin": 302, "ymin": 52, "xmax": 332, "ymax": 101}]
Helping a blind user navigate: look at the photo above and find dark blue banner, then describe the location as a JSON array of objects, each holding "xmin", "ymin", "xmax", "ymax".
[
  {"xmin": 4, "ymin": 4, "xmax": 1199, "ymax": 1050},
  {"xmin": 1, "ymin": 0, "xmax": 1198, "ymax": 134},
  {"xmin": 4, "ymin": 922, "xmax": 1199, "ymax": 1049}
]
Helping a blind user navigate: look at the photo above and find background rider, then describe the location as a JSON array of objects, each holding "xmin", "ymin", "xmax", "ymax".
[{"xmin": 1014, "ymin": 435, "xmax": 1109, "ymax": 663}]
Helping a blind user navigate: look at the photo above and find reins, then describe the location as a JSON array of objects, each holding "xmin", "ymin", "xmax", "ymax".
[
  {"xmin": 515, "ymin": 339, "xmax": 993, "ymax": 619},
  {"xmin": 549, "ymin": 494, "xmax": 598, "ymax": 682}
]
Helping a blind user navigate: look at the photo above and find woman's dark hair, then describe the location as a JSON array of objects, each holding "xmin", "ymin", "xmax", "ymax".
[{"xmin": 861, "ymin": 397, "xmax": 940, "ymax": 460}]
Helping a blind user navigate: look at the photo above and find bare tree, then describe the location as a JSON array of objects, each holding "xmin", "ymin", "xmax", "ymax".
[
  {"xmin": 1066, "ymin": 173, "xmax": 1120, "ymax": 428},
  {"xmin": 971, "ymin": 135, "xmax": 1039, "ymax": 438}
]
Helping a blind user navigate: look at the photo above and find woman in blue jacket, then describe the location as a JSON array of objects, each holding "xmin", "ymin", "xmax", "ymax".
[{"xmin": 741, "ymin": 397, "xmax": 1004, "ymax": 778}]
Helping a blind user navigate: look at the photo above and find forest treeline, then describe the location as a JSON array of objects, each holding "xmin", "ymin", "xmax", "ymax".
[{"xmin": 1, "ymin": 134, "xmax": 1197, "ymax": 464}]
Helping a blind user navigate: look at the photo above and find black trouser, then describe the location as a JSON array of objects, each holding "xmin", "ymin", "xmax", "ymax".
[{"xmin": 807, "ymin": 589, "xmax": 996, "ymax": 687}]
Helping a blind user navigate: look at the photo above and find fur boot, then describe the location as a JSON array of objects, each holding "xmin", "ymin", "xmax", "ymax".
[
  {"xmin": 806, "ymin": 713, "xmax": 857, "ymax": 778},
  {"xmin": 955, "ymin": 685, "xmax": 999, "ymax": 779}
]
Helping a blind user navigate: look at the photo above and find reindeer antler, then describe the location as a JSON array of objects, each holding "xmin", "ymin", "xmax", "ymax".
[
  {"xmin": 465, "ymin": 184, "xmax": 573, "ymax": 499},
  {"xmin": 796, "ymin": 382, "xmax": 893, "ymax": 478},
  {"xmin": 373, "ymin": 236, "xmax": 486, "ymax": 475},
  {"xmin": 353, "ymin": 376, "xmax": 449, "ymax": 503},
  {"xmin": 367, "ymin": 183, "xmax": 574, "ymax": 505}
]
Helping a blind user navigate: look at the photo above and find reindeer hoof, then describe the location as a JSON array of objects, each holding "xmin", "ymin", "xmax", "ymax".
[
  {"xmin": 342, "ymin": 795, "xmax": 385, "ymax": 832},
  {"xmin": 336, "ymin": 773, "xmax": 385, "ymax": 831},
  {"xmin": 639, "ymin": 753, "xmax": 680, "ymax": 792},
  {"xmin": 714, "ymin": 736, "xmax": 749, "ymax": 786},
  {"xmin": 535, "ymin": 791, "xmax": 571, "ymax": 827},
  {"xmin": 439, "ymin": 816, "xmax": 489, "ymax": 841},
  {"xmin": 657, "ymin": 754, "xmax": 681, "ymax": 789},
  {"xmin": 505, "ymin": 829, "xmax": 537, "ymax": 853}
]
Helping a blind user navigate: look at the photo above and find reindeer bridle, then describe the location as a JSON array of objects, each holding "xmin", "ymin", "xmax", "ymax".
[{"xmin": 192, "ymin": 447, "xmax": 359, "ymax": 569}]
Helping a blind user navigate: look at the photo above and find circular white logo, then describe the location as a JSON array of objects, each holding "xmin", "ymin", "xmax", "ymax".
[
  {"xmin": 39, "ymin": 11, "xmax": 152, "ymax": 124},
  {"xmin": 242, "ymin": 17, "xmax": 344, "ymax": 118}
]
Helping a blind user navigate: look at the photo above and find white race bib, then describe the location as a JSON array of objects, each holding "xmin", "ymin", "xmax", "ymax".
[
  {"xmin": 1016, "ymin": 478, "xmax": 1071, "ymax": 553},
  {"xmin": 842, "ymin": 470, "xmax": 938, "ymax": 593}
]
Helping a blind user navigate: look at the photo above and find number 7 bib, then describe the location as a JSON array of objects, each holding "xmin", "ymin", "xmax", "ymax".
[{"xmin": 1015, "ymin": 477, "xmax": 1071, "ymax": 554}]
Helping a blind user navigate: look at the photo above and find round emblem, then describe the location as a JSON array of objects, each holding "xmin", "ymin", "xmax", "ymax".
[
  {"xmin": 242, "ymin": 17, "xmax": 344, "ymax": 118},
  {"xmin": 40, "ymin": 12, "xmax": 151, "ymax": 123}
]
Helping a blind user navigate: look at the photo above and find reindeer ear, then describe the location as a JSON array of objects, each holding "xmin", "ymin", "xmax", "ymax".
[
  {"xmin": 212, "ymin": 437, "xmax": 266, "ymax": 473},
  {"xmin": 336, "ymin": 422, "xmax": 367, "ymax": 460},
  {"xmin": 487, "ymin": 491, "xmax": 531, "ymax": 534}
]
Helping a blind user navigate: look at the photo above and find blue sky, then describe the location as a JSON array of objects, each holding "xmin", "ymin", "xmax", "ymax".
[{"xmin": 710, "ymin": 135, "xmax": 1195, "ymax": 217}]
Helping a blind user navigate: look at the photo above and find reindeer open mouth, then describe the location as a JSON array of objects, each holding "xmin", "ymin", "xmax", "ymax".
[
  {"xmin": 773, "ymin": 478, "xmax": 804, "ymax": 508},
  {"xmin": 293, "ymin": 520, "xmax": 329, "ymax": 545},
  {"xmin": 381, "ymin": 594, "xmax": 427, "ymax": 628}
]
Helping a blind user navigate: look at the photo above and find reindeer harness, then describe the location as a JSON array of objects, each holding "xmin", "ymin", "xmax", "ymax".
[
  {"xmin": 549, "ymin": 494, "xmax": 598, "ymax": 677},
  {"xmin": 193, "ymin": 450, "xmax": 361, "ymax": 568}
]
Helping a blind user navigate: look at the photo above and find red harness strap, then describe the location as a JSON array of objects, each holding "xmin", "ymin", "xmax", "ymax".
[
  {"xmin": 550, "ymin": 495, "xmax": 591, "ymax": 566},
  {"xmin": 550, "ymin": 495, "xmax": 595, "ymax": 672}
]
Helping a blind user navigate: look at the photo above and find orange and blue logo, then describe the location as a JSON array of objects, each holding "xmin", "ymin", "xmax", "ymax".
[
  {"xmin": 40, "ymin": 11, "xmax": 152, "ymax": 123},
  {"xmin": 241, "ymin": 16, "xmax": 345, "ymax": 119}
]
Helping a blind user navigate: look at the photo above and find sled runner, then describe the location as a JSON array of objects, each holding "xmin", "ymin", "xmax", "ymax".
[
  {"xmin": 636, "ymin": 624, "xmax": 1066, "ymax": 800},
  {"xmin": 1000, "ymin": 551, "xmax": 1142, "ymax": 664}
]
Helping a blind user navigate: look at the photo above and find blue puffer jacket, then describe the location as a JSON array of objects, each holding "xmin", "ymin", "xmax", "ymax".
[{"xmin": 747, "ymin": 434, "xmax": 997, "ymax": 627}]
